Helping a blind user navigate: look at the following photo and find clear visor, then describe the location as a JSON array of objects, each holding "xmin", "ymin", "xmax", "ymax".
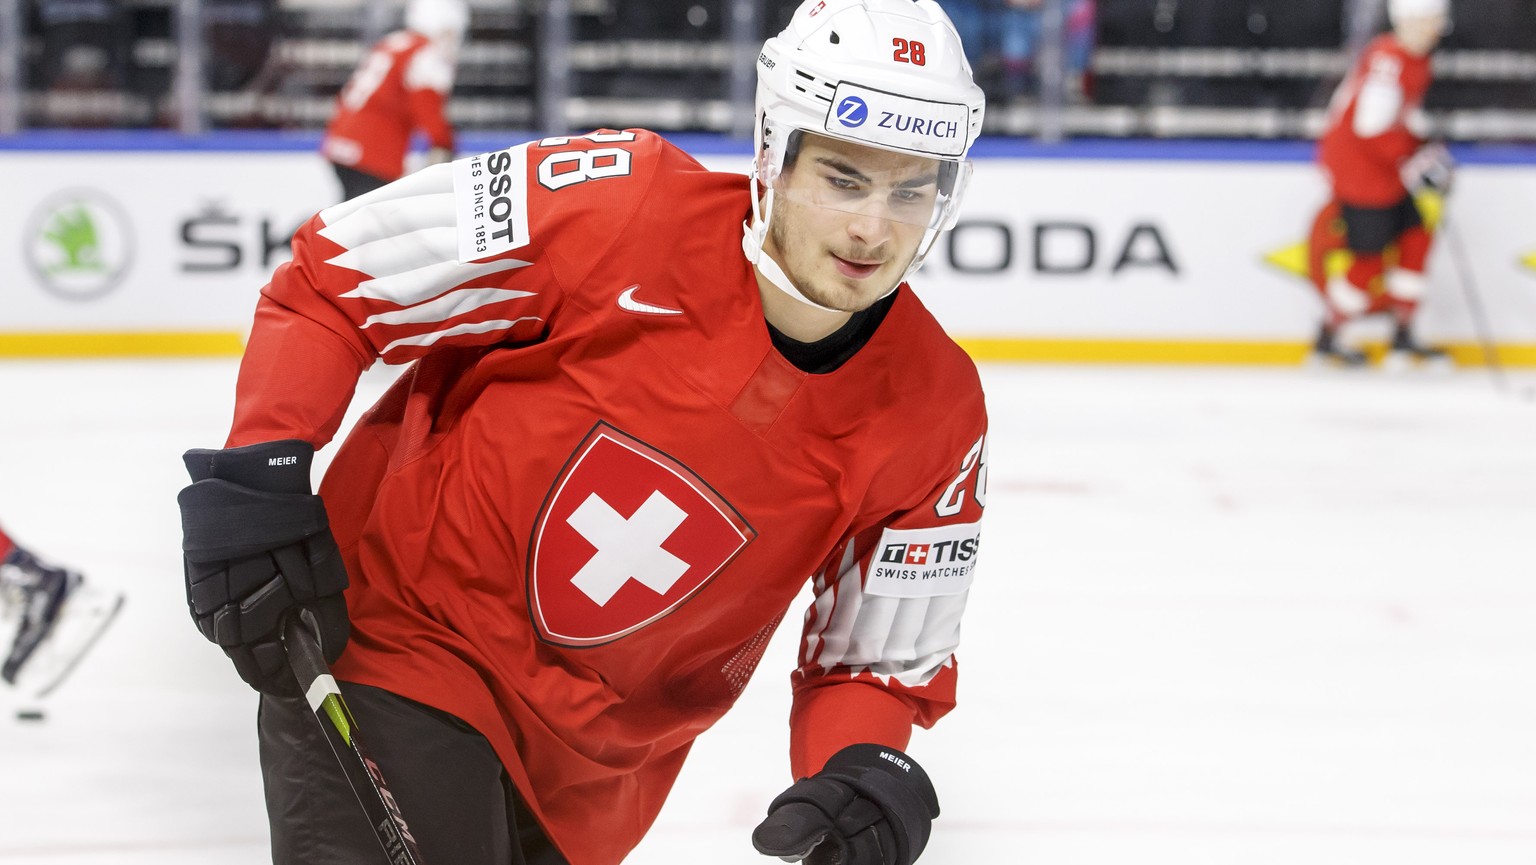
[{"xmin": 761, "ymin": 128, "xmax": 973, "ymax": 230}]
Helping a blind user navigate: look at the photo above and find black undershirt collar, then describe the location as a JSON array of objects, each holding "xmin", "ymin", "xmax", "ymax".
[{"xmin": 766, "ymin": 290, "xmax": 899, "ymax": 375}]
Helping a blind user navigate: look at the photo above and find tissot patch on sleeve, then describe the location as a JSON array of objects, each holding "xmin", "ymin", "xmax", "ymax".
[
  {"xmin": 453, "ymin": 143, "xmax": 531, "ymax": 262},
  {"xmin": 865, "ymin": 522, "xmax": 980, "ymax": 598}
]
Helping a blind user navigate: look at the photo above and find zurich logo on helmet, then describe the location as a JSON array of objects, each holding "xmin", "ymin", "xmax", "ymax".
[{"xmin": 835, "ymin": 96, "xmax": 869, "ymax": 128}]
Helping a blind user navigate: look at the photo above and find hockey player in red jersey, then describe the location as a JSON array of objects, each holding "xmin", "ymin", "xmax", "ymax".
[
  {"xmin": 320, "ymin": 0, "xmax": 468, "ymax": 201},
  {"xmin": 178, "ymin": 2, "xmax": 987, "ymax": 863},
  {"xmin": 1310, "ymin": 0, "xmax": 1451, "ymax": 367}
]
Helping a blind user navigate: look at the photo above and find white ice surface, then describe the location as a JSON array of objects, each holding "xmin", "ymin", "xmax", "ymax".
[{"xmin": 1, "ymin": 359, "xmax": 1534, "ymax": 864}]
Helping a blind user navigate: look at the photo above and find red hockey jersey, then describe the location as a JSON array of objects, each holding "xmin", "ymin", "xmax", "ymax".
[
  {"xmin": 320, "ymin": 30, "xmax": 456, "ymax": 183},
  {"xmin": 228, "ymin": 131, "xmax": 988, "ymax": 865},
  {"xmin": 1318, "ymin": 34, "xmax": 1433, "ymax": 207}
]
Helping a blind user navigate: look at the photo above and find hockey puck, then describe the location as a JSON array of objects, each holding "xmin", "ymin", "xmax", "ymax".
[{"xmin": 15, "ymin": 709, "xmax": 46, "ymax": 722}]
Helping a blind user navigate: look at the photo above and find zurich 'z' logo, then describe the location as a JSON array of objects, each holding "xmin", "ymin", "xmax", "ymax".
[{"xmin": 835, "ymin": 96, "xmax": 869, "ymax": 128}]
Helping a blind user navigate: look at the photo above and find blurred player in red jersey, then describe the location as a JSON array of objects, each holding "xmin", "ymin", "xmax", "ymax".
[
  {"xmin": 178, "ymin": 2, "xmax": 989, "ymax": 864},
  {"xmin": 320, "ymin": 0, "xmax": 468, "ymax": 201},
  {"xmin": 0, "ymin": 523, "xmax": 122, "ymax": 696},
  {"xmin": 1310, "ymin": 0, "xmax": 1452, "ymax": 367}
]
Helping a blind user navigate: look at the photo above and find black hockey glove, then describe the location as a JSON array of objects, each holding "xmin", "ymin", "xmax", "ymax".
[
  {"xmin": 752, "ymin": 744, "xmax": 940, "ymax": 865},
  {"xmin": 178, "ymin": 439, "xmax": 349, "ymax": 696}
]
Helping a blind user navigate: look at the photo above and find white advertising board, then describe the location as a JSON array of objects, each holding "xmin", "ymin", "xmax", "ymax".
[
  {"xmin": 2, "ymin": 142, "xmax": 1534, "ymax": 361},
  {"xmin": 896, "ymin": 158, "xmax": 1536, "ymax": 354},
  {"xmin": 0, "ymin": 152, "xmax": 334, "ymax": 344}
]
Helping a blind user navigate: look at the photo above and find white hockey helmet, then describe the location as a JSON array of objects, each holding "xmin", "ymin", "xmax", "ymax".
[
  {"xmin": 405, "ymin": 0, "xmax": 470, "ymax": 39},
  {"xmin": 744, "ymin": 0, "xmax": 986, "ymax": 310},
  {"xmin": 1388, "ymin": 0, "xmax": 1450, "ymax": 27}
]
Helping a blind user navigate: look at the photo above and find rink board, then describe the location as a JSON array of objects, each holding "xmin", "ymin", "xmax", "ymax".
[{"xmin": 1, "ymin": 133, "xmax": 1534, "ymax": 363}]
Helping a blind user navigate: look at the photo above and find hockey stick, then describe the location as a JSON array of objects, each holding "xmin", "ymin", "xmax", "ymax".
[
  {"xmin": 283, "ymin": 609, "xmax": 427, "ymax": 865},
  {"xmin": 1440, "ymin": 216, "xmax": 1509, "ymax": 393}
]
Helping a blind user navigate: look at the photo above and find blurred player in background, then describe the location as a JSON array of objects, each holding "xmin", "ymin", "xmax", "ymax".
[
  {"xmin": 178, "ymin": 1, "xmax": 988, "ymax": 863},
  {"xmin": 1310, "ymin": 0, "xmax": 1452, "ymax": 367},
  {"xmin": 320, "ymin": 0, "xmax": 468, "ymax": 200},
  {"xmin": 0, "ymin": 523, "xmax": 122, "ymax": 696}
]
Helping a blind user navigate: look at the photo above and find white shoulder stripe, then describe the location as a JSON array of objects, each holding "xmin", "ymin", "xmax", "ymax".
[
  {"xmin": 319, "ymin": 192, "xmax": 458, "ymax": 252},
  {"xmin": 326, "ymin": 226, "xmax": 459, "ymax": 281},
  {"xmin": 318, "ymin": 163, "xmax": 456, "ymax": 228},
  {"xmin": 378, "ymin": 317, "xmax": 544, "ymax": 356},
  {"xmin": 361, "ymin": 287, "xmax": 536, "ymax": 328}
]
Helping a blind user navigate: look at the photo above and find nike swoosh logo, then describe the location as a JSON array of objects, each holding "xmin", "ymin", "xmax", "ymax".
[{"xmin": 617, "ymin": 285, "xmax": 683, "ymax": 316}]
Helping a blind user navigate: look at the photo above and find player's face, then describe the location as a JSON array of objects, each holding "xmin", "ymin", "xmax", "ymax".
[
  {"xmin": 1396, "ymin": 14, "xmax": 1447, "ymax": 55},
  {"xmin": 762, "ymin": 135, "xmax": 938, "ymax": 312}
]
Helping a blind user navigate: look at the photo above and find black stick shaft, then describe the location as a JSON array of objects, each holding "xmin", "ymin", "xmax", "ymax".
[
  {"xmin": 1442, "ymin": 215, "xmax": 1508, "ymax": 392},
  {"xmin": 283, "ymin": 610, "xmax": 428, "ymax": 865}
]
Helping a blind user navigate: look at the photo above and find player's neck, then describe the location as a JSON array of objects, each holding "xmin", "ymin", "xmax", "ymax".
[{"xmin": 755, "ymin": 273, "xmax": 854, "ymax": 342}]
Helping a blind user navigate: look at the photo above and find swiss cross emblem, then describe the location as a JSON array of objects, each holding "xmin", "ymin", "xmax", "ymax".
[
  {"xmin": 527, "ymin": 422, "xmax": 757, "ymax": 647},
  {"xmin": 904, "ymin": 544, "xmax": 930, "ymax": 564}
]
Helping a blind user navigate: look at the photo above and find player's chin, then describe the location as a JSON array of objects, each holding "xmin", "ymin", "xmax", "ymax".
[
  {"xmin": 808, "ymin": 266, "xmax": 900, "ymax": 311},
  {"xmin": 836, "ymin": 280, "xmax": 899, "ymax": 313},
  {"xmin": 857, "ymin": 267, "xmax": 903, "ymax": 300}
]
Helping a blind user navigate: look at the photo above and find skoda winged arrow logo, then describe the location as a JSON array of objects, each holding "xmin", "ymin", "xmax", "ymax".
[
  {"xmin": 836, "ymin": 96, "xmax": 869, "ymax": 128},
  {"xmin": 24, "ymin": 189, "xmax": 133, "ymax": 300}
]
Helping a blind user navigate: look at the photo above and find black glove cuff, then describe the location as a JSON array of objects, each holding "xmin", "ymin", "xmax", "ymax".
[
  {"xmin": 178, "ymin": 481, "xmax": 331, "ymax": 561},
  {"xmin": 822, "ymin": 745, "xmax": 939, "ymax": 814},
  {"xmin": 183, "ymin": 439, "xmax": 316, "ymax": 493}
]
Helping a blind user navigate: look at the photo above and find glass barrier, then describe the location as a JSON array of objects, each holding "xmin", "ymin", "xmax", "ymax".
[{"xmin": 0, "ymin": 0, "xmax": 1532, "ymax": 141}]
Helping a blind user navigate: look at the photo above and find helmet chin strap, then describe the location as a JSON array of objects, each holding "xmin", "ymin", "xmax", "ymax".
[{"xmin": 742, "ymin": 183, "xmax": 844, "ymax": 313}]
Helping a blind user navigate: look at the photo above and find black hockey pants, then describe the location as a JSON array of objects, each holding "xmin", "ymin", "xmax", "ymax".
[{"xmin": 259, "ymin": 682, "xmax": 567, "ymax": 865}]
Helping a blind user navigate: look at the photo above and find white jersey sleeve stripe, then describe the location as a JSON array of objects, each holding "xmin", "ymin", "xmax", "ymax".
[
  {"xmin": 319, "ymin": 164, "xmax": 455, "ymax": 227},
  {"xmin": 320, "ymin": 192, "xmax": 457, "ymax": 249},
  {"xmin": 379, "ymin": 317, "xmax": 544, "ymax": 356},
  {"xmin": 879, "ymin": 595, "xmax": 931, "ymax": 661},
  {"xmin": 360, "ymin": 287, "xmax": 537, "ymax": 328},
  {"xmin": 845, "ymin": 595, "xmax": 902, "ymax": 663},
  {"xmin": 811, "ymin": 560, "xmax": 866, "ymax": 667},
  {"xmin": 800, "ymin": 578, "xmax": 831, "ymax": 666},
  {"xmin": 801, "ymin": 542, "xmax": 968, "ymax": 689},
  {"xmin": 799, "ymin": 553, "xmax": 844, "ymax": 666},
  {"xmin": 914, "ymin": 591, "xmax": 966, "ymax": 660},
  {"xmin": 338, "ymin": 257, "xmax": 532, "ymax": 307},
  {"xmin": 325, "ymin": 226, "xmax": 456, "ymax": 282}
]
